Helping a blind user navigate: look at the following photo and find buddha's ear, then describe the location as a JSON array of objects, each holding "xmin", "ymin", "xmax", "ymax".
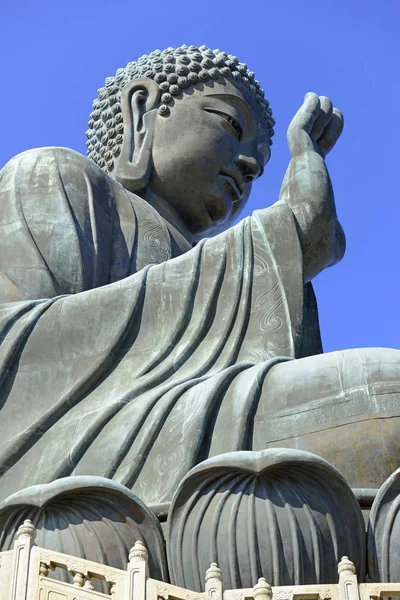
[{"xmin": 115, "ymin": 77, "xmax": 161, "ymax": 192}]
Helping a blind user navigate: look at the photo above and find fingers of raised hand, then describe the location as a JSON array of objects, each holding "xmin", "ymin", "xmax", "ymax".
[
  {"xmin": 317, "ymin": 108, "xmax": 344, "ymax": 157},
  {"xmin": 295, "ymin": 92, "xmax": 321, "ymax": 132},
  {"xmin": 310, "ymin": 96, "xmax": 333, "ymax": 142},
  {"xmin": 287, "ymin": 93, "xmax": 343, "ymax": 158},
  {"xmin": 287, "ymin": 92, "xmax": 321, "ymax": 156}
]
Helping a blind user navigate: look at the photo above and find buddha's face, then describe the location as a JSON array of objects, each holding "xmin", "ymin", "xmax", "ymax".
[{"xmin": 147, "ymin": 79, "xmax": 271, "ymax": 240}]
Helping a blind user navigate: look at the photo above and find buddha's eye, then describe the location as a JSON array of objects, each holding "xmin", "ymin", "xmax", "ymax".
[
  {"xmin": 224, "ymin": 114, "xmax": 243, "ymax": 139},
  {"xmin": 204, "ymin": 107, "xmax": 243, "ymax": 140}
]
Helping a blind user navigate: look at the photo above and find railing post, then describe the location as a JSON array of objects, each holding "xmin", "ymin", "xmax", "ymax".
[
  {"xmin": 9, "ymin": 520, "xmax": 36, "ymax": 600},
  {"xmin": 205, "ymin": 563, "xmax": 223, "ymax": 600},
  {"xmin": 338, "ymin": 556, "xmax": 361, "ymax": 600},
  {"xmin": 127, "ymin": 541, "xmax": 149, "ymax": 600},
  {"xmin": 253, "ymin": 578, "xmax": 273, "ymax": 600}
]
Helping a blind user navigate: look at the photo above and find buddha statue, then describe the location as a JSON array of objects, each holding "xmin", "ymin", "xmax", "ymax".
[{"xmin": 0, "ymin": 44, "xmax": 398, "ymax": 509}]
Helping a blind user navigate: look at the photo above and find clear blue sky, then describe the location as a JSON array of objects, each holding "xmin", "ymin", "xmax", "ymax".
[{"xmin": 1, "ymin": 0, "xmax": 399, "ymax": 352}]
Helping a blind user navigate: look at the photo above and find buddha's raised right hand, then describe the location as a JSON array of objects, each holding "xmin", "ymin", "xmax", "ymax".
[
  {"xmin": 278, "ymin": 92, "xmax": 346, "ymax": 283},
  {"xmin": 287, "ymin": 92, "xmax": 344, "ymax": 159}
]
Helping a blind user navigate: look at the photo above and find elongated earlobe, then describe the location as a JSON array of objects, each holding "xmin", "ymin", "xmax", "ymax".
[{"xmin": 115, "ymin": 77, "xmax": 160, "ymax": 192}]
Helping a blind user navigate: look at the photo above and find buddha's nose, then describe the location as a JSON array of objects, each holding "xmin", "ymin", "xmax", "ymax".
[{"xmin": 234, "ymin": 155, "xmax": 262, "ymax": 183}]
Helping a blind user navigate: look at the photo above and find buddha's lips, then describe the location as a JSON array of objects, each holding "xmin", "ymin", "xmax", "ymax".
[{"xmin": 219, "ymin": 172, "xmax": 244, "ymax": 203}]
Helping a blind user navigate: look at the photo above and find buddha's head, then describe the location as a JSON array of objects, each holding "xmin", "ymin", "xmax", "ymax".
[{"xmin": 86, "ymin": 45, "xmax": 274, "ymax": 241}]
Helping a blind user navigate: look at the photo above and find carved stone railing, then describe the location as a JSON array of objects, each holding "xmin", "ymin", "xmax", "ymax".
[{"xmin": 1, "ymin": 520, "xmax": 399, "ymax": 600}]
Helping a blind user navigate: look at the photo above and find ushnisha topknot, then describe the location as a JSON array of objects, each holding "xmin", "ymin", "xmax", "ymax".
[{"xmin": 86, "ymin": 44, "xmax": 275, "ymax": 174}]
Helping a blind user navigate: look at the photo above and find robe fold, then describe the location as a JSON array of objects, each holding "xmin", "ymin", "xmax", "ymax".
[{"xmin": 0, "ymin": 147, "xmax": 321, "ymax": 505}]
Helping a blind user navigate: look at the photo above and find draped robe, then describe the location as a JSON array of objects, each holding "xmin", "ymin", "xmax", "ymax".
[{"xmin": 0, "ymin": 147, "xmax": 321, "ymax": 505}]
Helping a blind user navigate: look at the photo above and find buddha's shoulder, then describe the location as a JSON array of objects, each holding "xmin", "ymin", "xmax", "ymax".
[
  {"xmin": 0, "ymin": 146, "xmax": 124, "ymax": 204},
  {"xmin": 2, "ymin": 146, "xmax": 106, "ymax": 179},
  {"xmin": 0, "ymin": 146, "xmax": 155, "ymax": 224}
]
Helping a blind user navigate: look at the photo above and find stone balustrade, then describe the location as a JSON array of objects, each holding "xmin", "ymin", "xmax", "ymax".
[{"xmin": 1, "ymin": 520, "xmax": 399, "ymax": 600}]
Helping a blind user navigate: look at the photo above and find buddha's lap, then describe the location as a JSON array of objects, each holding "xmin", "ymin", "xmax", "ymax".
[{"xmin": 253, "ymin": 347, "xmax": 400, "ymax": 489}]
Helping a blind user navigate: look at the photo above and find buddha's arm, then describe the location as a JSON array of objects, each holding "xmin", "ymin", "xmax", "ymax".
[{"xmin": 277, "ymin": 93, "xmax": 346, "ymax": 284}]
